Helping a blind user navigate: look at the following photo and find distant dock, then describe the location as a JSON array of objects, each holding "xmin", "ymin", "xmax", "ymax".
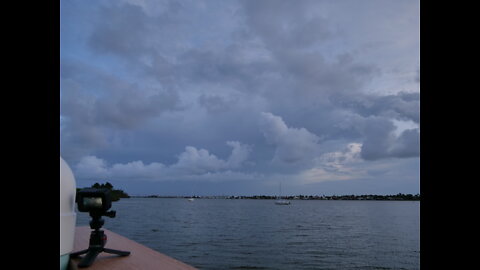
[{"xmin": 70, "ymin": 226, "xmax": 198, "ymax": 270}]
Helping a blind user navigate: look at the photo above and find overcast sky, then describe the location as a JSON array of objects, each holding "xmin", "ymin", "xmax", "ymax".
[{"xmin": 60, "ymin": 0, "xmax": 420, "ymax": 196}]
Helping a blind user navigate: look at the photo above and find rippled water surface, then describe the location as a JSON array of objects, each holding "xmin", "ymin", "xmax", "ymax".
[{"xmin": 76, "ymin": 198, "xmax": 419, "ymax": 270}]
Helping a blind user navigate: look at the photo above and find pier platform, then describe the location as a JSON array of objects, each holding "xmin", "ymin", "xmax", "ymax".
[{"xmin": 70, "ymin": 226, "xmax": 198, "ymax": 270}]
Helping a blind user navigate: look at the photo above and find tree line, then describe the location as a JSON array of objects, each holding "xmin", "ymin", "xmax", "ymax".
[
  {"xmin": 135, "ymin": 193, "xmax": 420, "ymax": 201},
  {"xmin": 226, "ymin": 193, "xmax": 420, "ymax": 200}
]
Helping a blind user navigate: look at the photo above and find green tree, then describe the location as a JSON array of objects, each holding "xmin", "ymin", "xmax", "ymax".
[
  {"xmin": 104, "ymin": 182, "xmax": 113, "ymax": 190},
  {"xmin": 77, "ymin": 182, "xmax": 130, "ymax": 202}
]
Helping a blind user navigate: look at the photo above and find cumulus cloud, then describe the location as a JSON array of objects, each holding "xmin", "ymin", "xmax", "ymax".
[
  {"xmin": 259, "ymin": 112, "xmax": 321, "ymax": 164},
  {"xmin": 111, "ymin": 160, "xmax": 166, "ymax": 179},
  {"xmin": 258, "ymin": 110, "xmax": 419, "ymax": 168},
  {"xmin": 226, "ymin": 141, "xmax": 253, "ymax": 168},
  {"xmin": 299, "ymin": 142, "xmax": 364, "ymax": 183},
  {"xmin": 318, "ymin": 143, "xmax": 362, "ymax": 171},
  {"xmin": 299, "ymin": 140, "xmax": 419, "ymax": 186},
  {"xmin": 171, "ymin": 146, "xmax": 228, "ymax": 175},
  {"xmin": 75, "ymin": 155, "xmax": 111, "ymax": 179},
  {"xmin": 169, "ymin": 141, "xmax": 252, "ymax": 175},
  {"xmin": 73, "ymin": 141, "xmax": 252, "ymax": 181}
]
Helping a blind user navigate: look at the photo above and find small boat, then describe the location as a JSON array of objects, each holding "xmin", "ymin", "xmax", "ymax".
[
  {"xmin": 187, "ymin": 198, "xmax": 195, "ymax": 202},
  {"xmin": 275, "ymin": 199, "xmax": 291, "ymax": 205},
  {"xmin": 274, "ymin": 182, "xmax": 290, "ymax": 205}
]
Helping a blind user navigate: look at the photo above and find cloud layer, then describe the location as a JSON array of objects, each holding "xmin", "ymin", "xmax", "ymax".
[
  {"xmin": 60, "ymin": 0, "xmax": 420, "ymax": 195},
  {"xmin": 75, "ymin": 141, "xmax": 252, "ymax": 181}
]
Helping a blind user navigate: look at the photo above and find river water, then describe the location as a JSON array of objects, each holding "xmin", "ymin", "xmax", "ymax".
[{"xmin": 76, "ymin": 198, "xmax": 420, "ymax": 270}]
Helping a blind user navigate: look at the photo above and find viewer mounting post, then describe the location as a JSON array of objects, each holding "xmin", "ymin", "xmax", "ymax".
[{"xmin": 71, "ymin": 188, "xmax": 130, "ymax": 268}]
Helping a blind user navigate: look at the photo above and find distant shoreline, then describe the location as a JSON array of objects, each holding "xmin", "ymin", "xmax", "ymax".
[{"xmin": 129, "ymin": 193, "xmax": 420, "ymax": 201}]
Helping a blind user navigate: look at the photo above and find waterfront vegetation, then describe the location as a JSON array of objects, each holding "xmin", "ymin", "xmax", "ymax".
[
  {"xmin": 76, "ymin": 182, "xmax": 419, "ymax": 201},
  {"xmin": 132, "ymin": 193, "xmax": 420, "ymax": 201}
]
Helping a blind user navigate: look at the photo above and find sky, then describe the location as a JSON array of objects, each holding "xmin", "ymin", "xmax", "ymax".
[{"xmin": 60, "ymin": 0, "xmax": 420, "ymax": 196}]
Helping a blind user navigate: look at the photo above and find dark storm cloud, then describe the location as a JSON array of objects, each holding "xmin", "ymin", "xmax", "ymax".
[
  {"xmin": 176, "ymin": 47, "xmax": 277, "ymax": 93},
  {"xmin": 61, "ymin": 61, "xmax": 182, "ymax": 130},
  {"xmin": 276, "ymin": 52, "xmax": 378, "ymax": 97},
  {"xmin": 330, "ymin": 91, "xmax": 420, "ymax": 123},
  {"xmin": 86, "ymin": 1, "xmax": 194, "ymax": 85},
  {"xmin": 198, "ymin": 94, "xmax": 237, "ymax": 113},
  {"xmin": 389, "ymin": 128, "xmax": 420, "ymax": 158},
  {"xmin": 60, "ymin": 57, "xmax": 183, "ymax": 161},
  {"xmin": 360, "ymin": 117, "xmax": 396, "ymax": 160},
  {"xmin": 242, "ymin": 0, "xmax": 332, "ymax": 51},
  {"xmin": 242, "ymin": 0, "xmax": 379, "ymax": 98},
  {"xmin": 360, "ymin": 116, "xmax": 419, "ymax": 161},
  {"xmin": 88, "ymin": 3, "xmax": 150, "ymax": 57}
]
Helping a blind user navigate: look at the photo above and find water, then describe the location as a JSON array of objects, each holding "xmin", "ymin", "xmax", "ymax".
[{"xmin": 76, "ymin": 198, "xmax": 420, "ymax": 270}]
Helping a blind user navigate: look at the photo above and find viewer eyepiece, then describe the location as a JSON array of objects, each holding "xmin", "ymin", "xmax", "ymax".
[{"xmin": 76, "ymin": 188, "xmax": 113, "ymax": 216}]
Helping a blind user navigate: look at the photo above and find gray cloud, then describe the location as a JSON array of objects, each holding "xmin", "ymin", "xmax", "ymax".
[
  {"xmin": 74, "ymin": 140, "xmax": 252, "ymax": 181},
  {"xmin": 61, "ymin": 0, "xmax": 419, "ymax": 194},
  {"xmin": 60, "ymin": 58, "xmax": 183, "ymax": 161},
  {"xmin": 242, "ymin": 0, "xmax": 332, "ymax": 51},
  {"xmin": 360, "ymin": 117, "xmax": 396, "ymax": 160},
  {"xmin": 197, "ymin": 94, "xmax": 237, "ymax": 114},
  {"xmin": 389, "ymin": 128, "xmax": 420, "ymax": 158},
  {"xmin": 241, "ymin": 0, "xmax": 380, "ymax": 99},
  {"xmin": 88, "ymin": 3, "xmax": 150, "ymax": 58},
  {"xmin": 330, "ymin": 91, "xmax": 420, "ymax": 124},
  {"xmin": 360, "ymin": 116, "xmax": 419, "ymax": 161},
  {"xmin": 415, "ymin": 67, "xmax": 420, "ymax": 83},
  {"xmin": 259, "ymin": 112, "xmax": 321, "ymax": 164},
  {"xmin": 94, "ymin": 86, "xmax": 180, "ymax": 129}
]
